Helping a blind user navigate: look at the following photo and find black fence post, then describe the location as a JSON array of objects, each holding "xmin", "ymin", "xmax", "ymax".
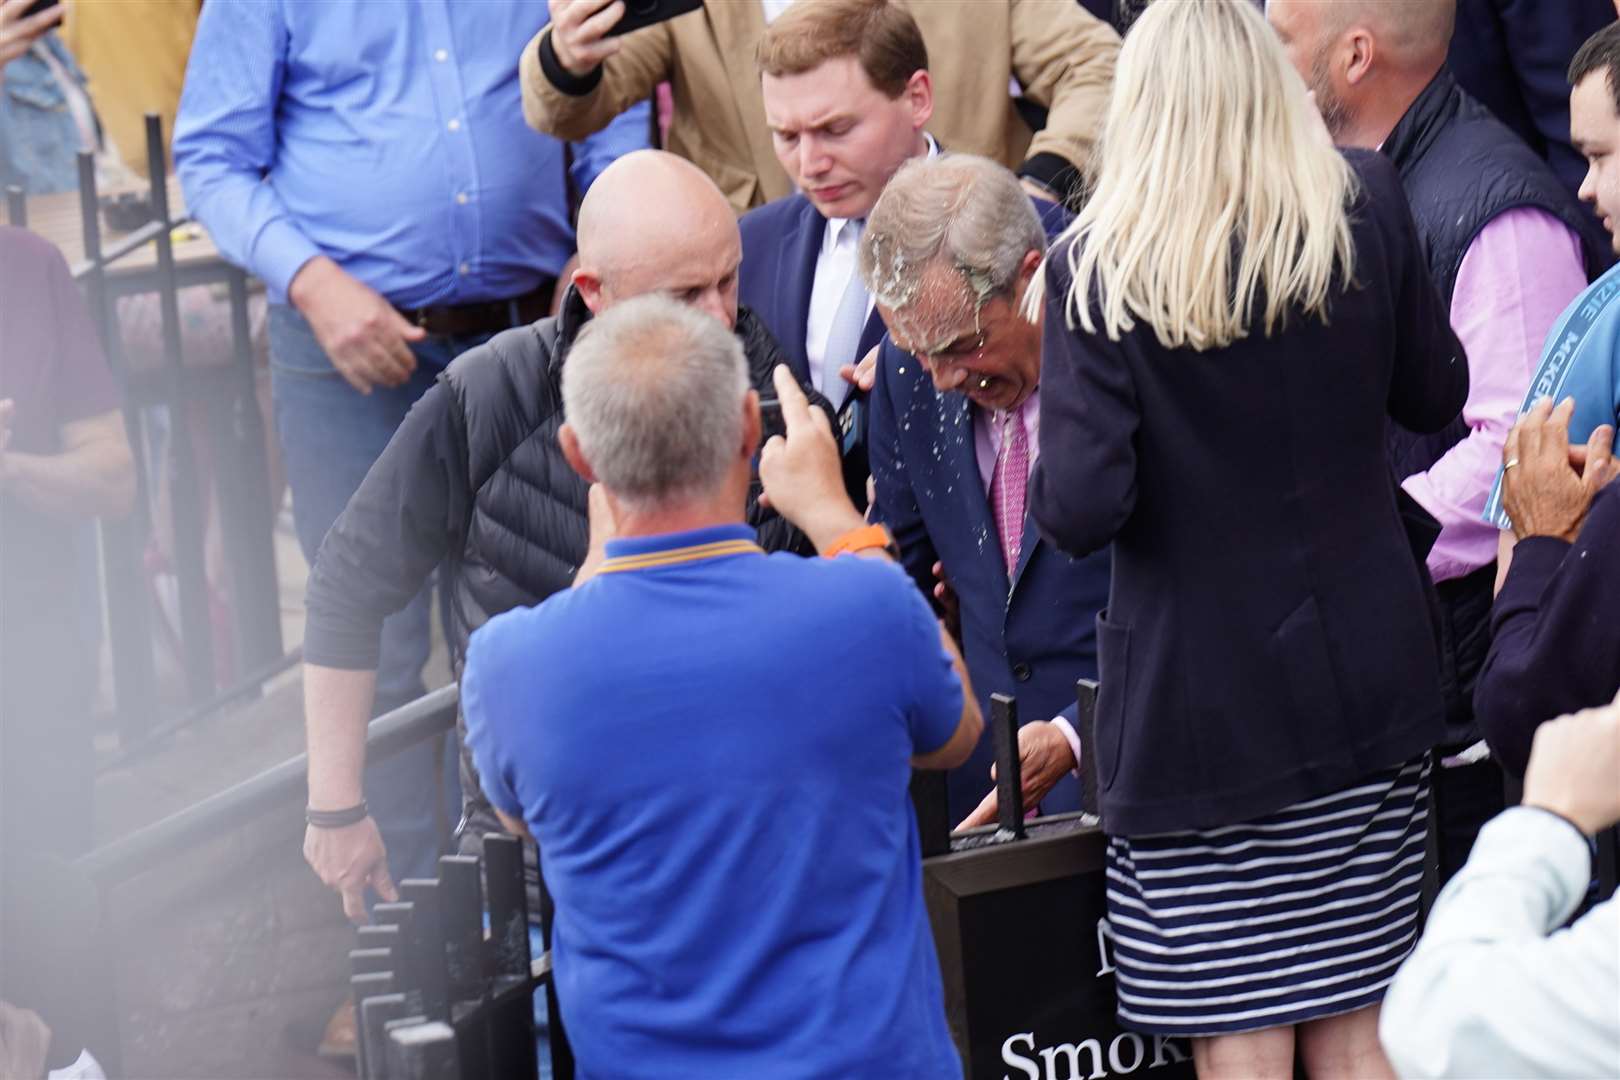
[
  {"xmin": 482, "ymin": 834, "xmax": 540, "ymax": 1079},
  {"xmin": 350, "ymin": 970, "xmax": 395, "ymax": 1078},
  {"xmin": 143, "ymin": 114, "xmax": 217, "ymax": 703},
  {"xmin": 6, "ymin": 185, "xmax": 24, "ymax": 226},
  {"xmin": 398, "ymin": 879, "xmax": 450, "ymax": 1022},
  {"xmin": 75, "ymin": 152, "xmax": 162, "ymax": 747},
  {"xmin": 387, "ymin": 1020, "xmax": 461, "ymax": 1080},
  {"xmin": 1076, "ymin": 679, "xmax": 1101, "ymax": 820},
  {"xmin": 990, "ymin": 693, "xmax": 1027, "ymax": 840},
  {"xmin": 438, "ymin": 855, "xmax": 483, "ymax": 1000},
  {"xmin": 437, "ymin": 855, "xmax": 491, "ymax": 1079},
  {"xmin": 359, "ymin": 993, "xmax": 408, "ymax": 1080},
  {"xmin": 213, "ymin": 264, "xmax": 283, "ymax": 674}
]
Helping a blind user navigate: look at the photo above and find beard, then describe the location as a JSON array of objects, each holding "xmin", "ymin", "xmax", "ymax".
[{"xmin": 1308, "ymin": 50, "xmax": 1354, "ymax": 141}]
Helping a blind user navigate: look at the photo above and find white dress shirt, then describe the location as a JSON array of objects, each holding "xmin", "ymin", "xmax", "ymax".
[{"xmin": 1380, "ymin": 807, "xmax": 1620, "ymax": 1079}]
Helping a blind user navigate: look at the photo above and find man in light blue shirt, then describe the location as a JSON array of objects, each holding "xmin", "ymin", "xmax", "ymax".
[{"xmin": 173, "ymin": 1, "xmax": 648, "ymax": 896}]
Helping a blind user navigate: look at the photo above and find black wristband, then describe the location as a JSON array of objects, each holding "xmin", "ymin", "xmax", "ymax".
[
  {"xmin": 539, "ymin": 27, "xmax": 604, "ymax": 97},
  {"xmin": 306, "ymin": 802, "xmax": 368, "ymax": 828}
]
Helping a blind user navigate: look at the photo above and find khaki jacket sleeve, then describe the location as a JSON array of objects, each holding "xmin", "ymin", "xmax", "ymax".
[
  {"xmin": 519, "ymin": 24, "xmax": 673, "ymax": 141},
  {"xmin": 1008, "ymin": 0, "xmax": 1120, "ymax": 172}
]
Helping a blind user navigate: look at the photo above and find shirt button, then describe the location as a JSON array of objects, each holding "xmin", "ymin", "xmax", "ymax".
[
  {"xmin": 434, "ymin": 48, "xmax": 448, "ymax": 62},
  {"xmin": 447, "ymin": 118, "xmax": 461, "ymax": 132},
  {"xmin": 1012, "ymin": 662, "xmax": 1032, "ymax": 682},
  {"xmin": 455, "ymin": 192, "xmax": 469, "ymax": 205},
  {"xmin": 458, "ymin": 262, "xmax": 471, "ymax": 275}
]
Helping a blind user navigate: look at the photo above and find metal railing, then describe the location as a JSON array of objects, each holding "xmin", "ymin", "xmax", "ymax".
[
  {"xmin": 7, "ymin": 113, "xmax": 287, "ymax": 751},
  {"xmin": 78, "ymin": 684, "xmax": 458, "ymax": 886}
]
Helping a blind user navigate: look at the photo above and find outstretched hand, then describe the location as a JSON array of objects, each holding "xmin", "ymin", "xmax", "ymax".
[
  {"xmin": 1502, "ymin": 397, "xmax": 1615, "ymax": 543},
  {"xmin": 304, "ymin": 816, "xmax": 397, "ymax": 925},
  {"xmin": 955, "ymin": 720, "xmax": 1076, "ymax": 831}
]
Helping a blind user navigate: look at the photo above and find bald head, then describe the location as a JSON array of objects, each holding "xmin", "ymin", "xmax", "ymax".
[
  {"xmin": 573, "ymin": 150, "xmax": 744, "ymax": 330},
  {"xmin": 1268, "ymin": 0, "xmax": 1455, "ymax": 148},
  {"xmin": 1321, "ymin": 0, "xmax": 1454, "ymax": 68}
]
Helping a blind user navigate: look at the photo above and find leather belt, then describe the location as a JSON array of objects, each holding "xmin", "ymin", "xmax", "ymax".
[{"xmin": 395, "ymin": 278, "xmax": 556, "ymax": 337}]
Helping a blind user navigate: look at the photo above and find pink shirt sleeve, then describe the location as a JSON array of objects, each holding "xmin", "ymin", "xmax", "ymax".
[{"xmin": 1402, "ymin": 207, "xmax": 1589, "ymax": 583}]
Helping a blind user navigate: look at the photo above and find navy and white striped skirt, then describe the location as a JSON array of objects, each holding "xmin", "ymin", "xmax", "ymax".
[{"xmin": 1105, "ymin": 755, "xmax": 1431, "ymax": 1037}]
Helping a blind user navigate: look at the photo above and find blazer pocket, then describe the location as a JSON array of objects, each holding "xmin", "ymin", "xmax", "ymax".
[
  {"xmin": 1094, "ymin": 611, "xmax": 1131, "ymax": 791},
  {"xmin": 1269, "ymin": 594, "xmax": 1344, "ymax": 728}
]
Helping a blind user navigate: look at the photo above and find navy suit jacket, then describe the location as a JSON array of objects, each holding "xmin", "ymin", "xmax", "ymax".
[
  {"xmin": 867, "ymin": 198, "xmax": 1110, "ymax": 823},
  {"xmin": 738, "ymin": 193, "xmax": 889, "ymax": 386}
]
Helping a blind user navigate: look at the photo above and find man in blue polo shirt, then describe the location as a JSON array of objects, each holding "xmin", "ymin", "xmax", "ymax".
[{"xmin": 461, "ymin": 296, "xmax": 979, "ymax": 1079}]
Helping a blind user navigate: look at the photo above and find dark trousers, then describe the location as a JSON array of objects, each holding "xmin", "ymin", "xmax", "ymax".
[{"xmin": 1431, "ymin": 564, "xmax": 1507, "ymax": 885}]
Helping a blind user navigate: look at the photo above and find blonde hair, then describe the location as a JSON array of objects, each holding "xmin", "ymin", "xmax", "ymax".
[{"xmin": 1045, "ymin": 0, "xmax": 1357, "ymax": 351}]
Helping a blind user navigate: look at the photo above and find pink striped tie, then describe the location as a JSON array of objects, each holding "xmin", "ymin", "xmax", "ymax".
[{"xmin": 989, "ymin": 406, "xmax": 1030, "ymax": 578}]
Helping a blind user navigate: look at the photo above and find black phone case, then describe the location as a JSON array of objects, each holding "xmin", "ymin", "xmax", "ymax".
[{"xmin": 606, "ymin": 0, "xmax": 703, "ymax": 37}]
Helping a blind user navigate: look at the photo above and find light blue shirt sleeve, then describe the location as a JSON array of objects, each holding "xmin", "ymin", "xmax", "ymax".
[
  {"xmin": 172, "ymin": 0, "xmax": 323, "ymax": 299},
  {"xmin": 568, "ymin": 98, "xmax": 652, "ymax": 197},
  {"xmin": 461, "ymin": 623, "xmax": 525, "ymax": 820}
]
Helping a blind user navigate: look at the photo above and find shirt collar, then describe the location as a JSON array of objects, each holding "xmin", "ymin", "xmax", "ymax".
[{"xmin": 600, "ymin": 524, "xmax": 762, "ymax": 574}]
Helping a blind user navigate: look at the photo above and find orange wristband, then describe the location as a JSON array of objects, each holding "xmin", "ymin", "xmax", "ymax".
[{"xmin": 823, "ymin": 524, "xmax": 896, "ymax": 559}]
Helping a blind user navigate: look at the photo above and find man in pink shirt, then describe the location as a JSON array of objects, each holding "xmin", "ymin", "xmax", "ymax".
[{"xmin": 1269, "ymin": 0, "xmax": 1611, "ymax": 881}]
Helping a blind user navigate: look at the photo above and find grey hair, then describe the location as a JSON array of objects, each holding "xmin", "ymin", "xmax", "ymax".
[
  {"xmin": 859, "ymin": 153, "xmax": 1047, "ymax": 314},
  {"xmin": 561, "ymin": 295, "xmax": 749, "ymax": 509}
]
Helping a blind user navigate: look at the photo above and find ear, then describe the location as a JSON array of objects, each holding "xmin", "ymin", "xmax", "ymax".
[
  {"xmin": 1009, "ymin": 248, "xmax": 1045, "ymax": 318},
  {"xmin": 573, "ymin": 270, "xmax": 607, "ymax": 315},
  {"xmin": 1018, "ymin": 248, "xmax": 1043, "ymax": 286},
  {"xmin": 558, "ymin": 423, "xmax": 598, "ymax": 484},
  {"xmin": 905, "ymin": 69, "xmax": 935, "ymax": 131},
  {"xmin": 1344, "ymin": 28, "xmax": 1376, "ymax": 87},
  {"xmin": 741, "ymin": 389, "xmax": 762, "ymax": 460}
]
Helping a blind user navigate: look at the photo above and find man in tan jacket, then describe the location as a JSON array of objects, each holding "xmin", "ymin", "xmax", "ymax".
[{"xmin": 522, "ymin": 0, "xmax": 1120, "ymax": 214}]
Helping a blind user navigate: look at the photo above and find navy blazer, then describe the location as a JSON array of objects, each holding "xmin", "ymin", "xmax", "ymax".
[
  {"xmin": 1475, "ymin": 483, "xmax": 1620, "ymax": 777},
  {"xmin": 738, "ymin": 193, "xmax": 889, "ymax": 386},
  {"xmin": 1032, "ymin": 151, "xmax": 1469, "ymax": 837},
  {"xmin": 868, "ymin": 198, "xmax": 1109, "ymax": 823}
]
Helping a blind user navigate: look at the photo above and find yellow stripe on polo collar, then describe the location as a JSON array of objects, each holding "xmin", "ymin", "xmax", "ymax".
[{"xmin": 596, "ymin": 539, "xmax": 764, "ymax": 574}]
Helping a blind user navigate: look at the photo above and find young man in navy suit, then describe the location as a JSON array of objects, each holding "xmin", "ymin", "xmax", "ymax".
[
  {"xmin": 859, "ymin": 154, "xmax": 1110, "ymax": 826},
  {"xmin": 737, "ymin": 0, "xmax": 942, "ymax": 415}
]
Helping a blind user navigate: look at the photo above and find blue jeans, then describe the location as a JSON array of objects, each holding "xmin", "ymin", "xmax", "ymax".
[{"xmin": 269, "ymin": 303, "xmax": 489, "ymax": 885}]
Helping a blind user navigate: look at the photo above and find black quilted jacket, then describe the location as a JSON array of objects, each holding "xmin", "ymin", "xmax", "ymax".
[{"xmin": 304, "ymin": 288, "xmax": 822, "ymax": 885}]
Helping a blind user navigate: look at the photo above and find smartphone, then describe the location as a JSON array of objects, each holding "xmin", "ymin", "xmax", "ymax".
[
  {"xmin": 758, "ymin": 394, "xmax": 786, "ymax": 445},
  {"xmin": 22, "ymin": 0, "xmax": 61, "ymax": 18},
  {"xmin": 605, "ymin": 0, "xmax": 702, "ymax": 37}
]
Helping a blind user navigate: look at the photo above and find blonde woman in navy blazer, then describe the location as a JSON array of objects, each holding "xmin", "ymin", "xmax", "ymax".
[{"xmin": 1029, "ymin": 3, "xmax": 1467, "ymax": 1077}]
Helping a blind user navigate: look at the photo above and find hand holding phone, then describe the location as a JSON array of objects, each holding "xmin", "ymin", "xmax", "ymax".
[
  {"xmin": 548, "ymin": 0, "xmax": 701, "ymax": 78},
  {"xmin": 1, "ymin": 0, "xmax": 64, "ymax": 71}
]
